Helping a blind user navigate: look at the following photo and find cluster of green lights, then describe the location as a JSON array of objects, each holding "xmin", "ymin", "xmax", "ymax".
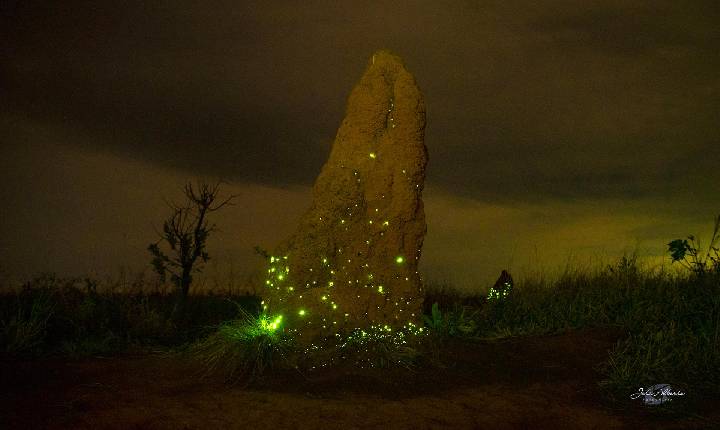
[
  {"xmin": 300, "ymin": 321, "xmax": 426, "ymax": 369},
  {"xmin": 262, "ymin": 248, "xmax": 416, "ymax": 330},
  {"xmin": 340, "ymin": 322, "xmax": 425, "ymax": 368},
  {"xmin": 487, "ymin": 281, "xmax": 513, "ymax": 302},
  {"xmin": 221, "ymin": 312, "xmax": 285, "ymax": 341},
  {"xmin": 259, "ymin": 160, "xmax": 424, "ymax": 340},
  {"xmin": 265, "ymin": 255, "xmax": 289, "ymax": 290},
  {"xmin": 259, "ymin": 314, "xmax": 283, "ymax": 332},
  {"xmin": 340, "ymin": 321, "xmax": 425, "ymax": 348}
]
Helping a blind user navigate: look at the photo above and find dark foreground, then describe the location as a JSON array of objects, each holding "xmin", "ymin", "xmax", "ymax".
[{"xmin": 2, "ymin": 327, "xmax": 718, "ymax": 430}]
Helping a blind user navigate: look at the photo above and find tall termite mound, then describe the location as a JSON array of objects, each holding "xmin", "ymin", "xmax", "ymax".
[{"xmin": 262, "ymin": 50, "xmax": 428, "ymax": 341}]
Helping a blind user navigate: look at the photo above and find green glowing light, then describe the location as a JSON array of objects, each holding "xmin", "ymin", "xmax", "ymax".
[
  {"xmin": 328, "ymin": 281, "xmax": 334, "ymax": 287},
  {"xmin": 395, "ymin": 256, "xmax": 405, "ymax": 264},
  {"xmin": 369, "ymin": 152, "xmax": 377, "ymax": 159},
  {"xmin": 260, "ymin": 314, "xmax": 283, "ymax": 332},
  {"xmin": 277, "ymin": 274, "xmax": 284, "ymax": 280},
  {"xmin": 321, "ymin": 295, "xmax": 328, "ymax": 301},
  {"xmin": 378, "ymin": 285, "xmax": 384, "ymax": 293},
  {"xmin": 298, "ymin": 309, "xmax": 306, "ymax": 316},
  {"xmin": 383, "ymin": 220, "xmax": 389, "ymax": 226},
  {"xmin": 487, "ymin": 280, "xmax": 513, "ymax": 302}
]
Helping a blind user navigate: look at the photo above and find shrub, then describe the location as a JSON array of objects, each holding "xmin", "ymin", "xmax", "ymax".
[
  {"xmin": 667, "ymin": 214, "xmax": 720, "ymax": 275},
  {"xmin": 189, "ymin": 309, "xmax": 292, "ymax": 383},
  {"xmin": 1, "ymin": 288, "xmax": 54, "ymax": 355},
  {"xmin": 423, "ymin": 302, "xmax": 478, "ymax": 338}
]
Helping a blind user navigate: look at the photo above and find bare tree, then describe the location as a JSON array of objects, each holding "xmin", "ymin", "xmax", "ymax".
[{"xmin": 148, "ymin": 181, "xmax": 237, "ymax": 317}]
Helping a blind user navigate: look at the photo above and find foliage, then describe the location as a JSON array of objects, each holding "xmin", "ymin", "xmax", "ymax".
[
  {"xmin": 468, "ymin": 253, "xmax": 718, "ymax": 399},
  {"xmin": 189, "ymin": 308, "xmax": 292, "ymax": 383},
  {"xmin": 148, "ymin": 181, "xmax": 237, "ymax": 312},
  {"xmin": 126, "ymin": 296, "xmax": 176, "ymax": 343},
  {"xmin": 0, "ymin": 273, "xmax": 260, "ymax": 356},
  {"xmin": 467, "ymin": 256, "xmax": 641, "ymax": 338},
  {"xmin": 598, "ymin": 270, "xmax": 720, "ymax": 399},
  {"xmin": 447, "ymin": 306, "xmax": 479, "ymax": 336},
  {"xmin": 667, "ymin": 214, "xmax": 720, "ymax": 275},
  {"xmin": 423, "ymin": 233, "xmax": 719, "ymax": 402},
  {"xmin": 423, "ymin": 302, "xmax": 443, "ymax": 331},
  {"xmin": 1, "ymin": 288, "xmax": 54, "ymax": 355},
  {"xmin": 4, "ymin": 216, "xmax": 720, "ymax": 406},
  {"xmin": 423, "ymin": 302, "xmax": 478, "ymax": 337}
]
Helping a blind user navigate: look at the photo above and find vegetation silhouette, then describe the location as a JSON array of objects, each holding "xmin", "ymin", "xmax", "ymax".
[{"xmin": 148, "ymin": 180, "xmax": 238, "ymax": 322}]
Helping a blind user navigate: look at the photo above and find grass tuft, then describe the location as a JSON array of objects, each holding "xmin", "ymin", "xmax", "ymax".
[
  {"xmin": 1, "ymin": 288, "xmax": 54, "ymax": 355},
  {"xmin": 189, "ymin": 309, "xmax": 292, "ymax": 383}
]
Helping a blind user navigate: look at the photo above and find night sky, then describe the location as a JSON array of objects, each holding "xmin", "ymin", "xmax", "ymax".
[{"xmin": 1, "ymin": 1, "xmax": 718, "ymax": 290}]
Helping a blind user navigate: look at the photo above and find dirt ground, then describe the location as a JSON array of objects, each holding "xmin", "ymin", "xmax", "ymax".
[{"xmin": 2, "ymin": 327, "xmax": 718, "ymax": 429}]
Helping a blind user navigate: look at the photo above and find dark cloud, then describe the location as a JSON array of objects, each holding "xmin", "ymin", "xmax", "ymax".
[
  {"xmin": 2, "ymin": 0, "xmax": 719, "ymax": 203},
  {"xmin": 527, "ymin": 1, "xmax": 720, "ymax": 55},
  {"xmin": 2, "ymin": 1, "xmax": 720, "ymax": 286}
]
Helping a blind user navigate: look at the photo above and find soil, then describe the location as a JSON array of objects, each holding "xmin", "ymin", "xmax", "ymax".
[{"xmin": 2, "ymin": 327, "xmax": 718, "ymax": 429}]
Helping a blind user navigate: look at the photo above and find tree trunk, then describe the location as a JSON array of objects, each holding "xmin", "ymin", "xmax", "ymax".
[{"xmin": 172, "ymin": 267, "xmax": 192, "ymax": 325}]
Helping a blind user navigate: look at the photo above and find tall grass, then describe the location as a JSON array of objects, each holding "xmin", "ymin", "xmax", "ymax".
[
  {"xmin": 1, "ymin": 287, "xmax": 54, "ymax": 355},
  {"xmin": 188, "ymin": 309, "xmax": 292, "ymax": 383},
  {"xmin": 0, "ymin": 273, "xmax": 260, "ymax": 356},
  {"xmin": 599, "ymin": 269, "xmax": 720, "ymax": 398},
  {"xmin": 425, "ymin": 253, "xmax": 720, "ymax": 400},
  {"xmin": 3, "ymin": 246, "xmax": 718, "ymax": 405}
]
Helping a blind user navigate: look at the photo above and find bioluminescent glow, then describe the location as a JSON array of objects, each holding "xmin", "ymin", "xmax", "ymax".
[
  {"xmin": 260, "ymin": 217, "xmax": 422, "ymax": 339},
  {"xmin": 487, "ymin": 281, "xmax": 513, "ymax": 302},
  {"xmin": 259, "ymin": 314, "xmax": 283, "ymax": 332}
]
